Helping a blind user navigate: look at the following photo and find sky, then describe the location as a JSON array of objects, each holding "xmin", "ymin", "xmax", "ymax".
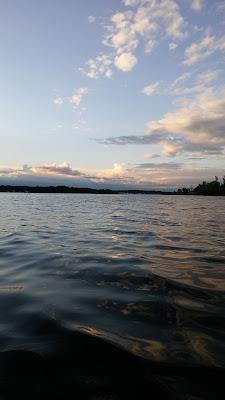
[{"xmin": 0, "ymin": 0, "xmax": 225, "ymax": 189}]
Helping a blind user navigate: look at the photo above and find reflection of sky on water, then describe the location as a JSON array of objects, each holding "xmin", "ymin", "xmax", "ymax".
[{"xmin": 0, "ymin": 193, "xmax": 225, "ymax": 369}]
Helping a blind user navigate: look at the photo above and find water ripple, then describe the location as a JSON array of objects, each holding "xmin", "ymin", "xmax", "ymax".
[{"xmin": 0, "ymin": 193, "xmax": 225, "ymax": 398}]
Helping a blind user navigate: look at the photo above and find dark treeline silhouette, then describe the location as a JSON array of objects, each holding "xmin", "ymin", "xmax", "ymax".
[
  {"xmin": 0, "ymin": 185, "xmax": 173, "ymax": 195},
  {"xmin": 0, "ymin": 185, "xmax": 118, "ymax": 194},
  {"xmin": 0, "ymin": 177, "xmax": 224, "ymax": 195},
  {"xmin": 177, "ymin": 176, "xmax": 225, "ymax": 196}
]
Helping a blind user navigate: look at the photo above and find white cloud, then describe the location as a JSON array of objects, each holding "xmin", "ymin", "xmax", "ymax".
[
  {"xmin": 145, "ymin": 86, "xmax": 225, "ymax": 156},
  {"xmin": 88, "ymin": 15, "xmax": 96, "ymax": 23},
  {"xmin": 32, "ymin": 162, "xmax": 82, "ymax": 177},
  {"xmin": 142, "ymin": 82, "xmax": 160, "ymax": 96},
  {"xmin": 1, "ymin": 161, "xmax": 224, "ymax": 189},
  {"xmin": 169, "ymin": 42, "xmax": 178, "ymax": 50},
  {"xmin": 114, "ymin": 52, "xmax": 138, "ymax": 72},
  {"xmin": 77, "ymin": 87, "xmax": 89, "ymax": 95},
  {"xmin": 196, "ymin": 69, "xmax": 221, "ymax": 85},
  {"xmin": 183, "ymin": 35, "xmax": 225, "ymax": 66},
  {"xmin": 83, "ymin": 0, "xmax": 187, "ymax": 78},
  {"xmin": 82, "ymin": 54, "xmax": 113, "ymax": 79},
  {"xmin": 190, "ymin": 0, "xmax": 203, "ymax": 11},
  {"xmin": 53, "ymin": 96, "xmax": 63, "ymax": 106},
  {"xmin": 101, "ymin": 86, "xmax": 225, "ymax": 158},
  {"xmin": 171, "ymin": 69, "xmax": 221, "ymax": 96},
  {"xmin": 70, "ymin": 95, "xmax": 82, "ymax": 107},
  {"xmin": 107, "ymin": 0, "xmax": 187, "ymax": 49},
  {"xmin": 145, "ymin": 39, "xmax": 156, "ymax": 54},
  {"xmin": 70, "ymin": 87, "xmax": 90, "ymax": 107},
  {"xmin": 171, "ymin": 72, "xmax": 191, "ymax": 88},
  {"xmin": 112, "ymin": 163, "xmax": 126, "ymax": 174},
  {"xmin": 123, "ymin": 0, "xmax": 138, "ymax": 5}
]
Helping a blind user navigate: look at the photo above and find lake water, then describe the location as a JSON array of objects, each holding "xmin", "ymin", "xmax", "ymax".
[{"xmin": 0, "ymin": 193, "xmax": 225, "ymax": 399}]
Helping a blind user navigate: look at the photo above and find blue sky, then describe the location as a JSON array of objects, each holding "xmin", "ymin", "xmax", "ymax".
[{"xmin": 0, "ymin": 0, "xmax": 225, "ymax": 189}]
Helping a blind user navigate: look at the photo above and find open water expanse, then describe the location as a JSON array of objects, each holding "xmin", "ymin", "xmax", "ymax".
[{"xmin": 0, "ymin": 193, "xmax": 225, "ymax": 399}]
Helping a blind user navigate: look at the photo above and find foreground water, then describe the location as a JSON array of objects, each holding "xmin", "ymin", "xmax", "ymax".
[{"xmin": 0, "ymin": 193, "xmax": 225, "ymax": 399}]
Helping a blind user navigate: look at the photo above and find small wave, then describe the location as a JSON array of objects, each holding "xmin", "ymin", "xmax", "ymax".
[{"xmin": 0, "ymin": 194, "xmax": 225, "ymax": 399}]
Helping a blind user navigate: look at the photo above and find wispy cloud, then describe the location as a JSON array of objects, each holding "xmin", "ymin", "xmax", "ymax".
[
  {"xmin": 53, "ymin": 96, "xmax": 64, "ymax": 106},
  {"xmin": 190, "ymin": 0, "xmax": 204, "ymax": 12},
  {"xmin": 32, "ymin": 163, "xmax": 83, "ymax": 177},
  {"xmin": 88, "ymin": 15, "xmax": 96, "ymax": 23},
  {"xmin": 142, "ymin": 81, "xmax": 160, "ymax": 96},
  {"xmin": 169, "ymin": 42, "xmax": 178, "ymax": 50},
  {"xmin": 144, "ymin": 153, "xmax": 161, "ymax": 159},
  {"xmin": 136, "ymin": 162, "xmax": 183, "ymax": 169},
  {"xmin": 171, "ymin": 68, "xmax": 221, "ymax": 96},
  {"xmin": 183, "ymin": 34, "xmax": 225, "ymax": 66}
]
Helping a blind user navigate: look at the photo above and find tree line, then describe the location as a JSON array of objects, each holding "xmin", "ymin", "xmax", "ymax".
[
  {"xmin": 0, "ymin": 185, "xmax": 117, "ymax": 194},
  {"xmin": 0, "ymin": 177, "xmax": 224, "ymax": 195},
  {"xmin": 177, "ymin": 176, "xmax": 225, "ymax": 196}
]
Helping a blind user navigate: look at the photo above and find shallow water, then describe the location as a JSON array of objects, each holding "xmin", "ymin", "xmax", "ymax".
[{"xmin": 0, "ymin": 193, "xmax": 225, "ymax": 399}]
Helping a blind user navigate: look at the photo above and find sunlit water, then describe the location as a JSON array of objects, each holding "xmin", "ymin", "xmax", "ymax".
[{"xmin": 0, "ymin": 193, "xmax": 225, "ymax": 398}]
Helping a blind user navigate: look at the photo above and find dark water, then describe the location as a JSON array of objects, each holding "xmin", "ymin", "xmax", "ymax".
[{"xmin": 0, "ymin": 193, "xmax": 225, "ymax": 399}]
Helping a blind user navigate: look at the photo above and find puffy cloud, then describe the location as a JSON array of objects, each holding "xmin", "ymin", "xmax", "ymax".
[
  {"xmin": 83, "ymin": 0, "xmax": 187, "ymax": 78},
  {"xmin": 70, "ymin": 87, "xmax": 90, "ymax": 107},
  {"xmin": 82, "ymin": 54, "xmax": 113, "ymax": 79},
  {"xmin": 142, "ymin": 82, "xmax": 159, "ymax": 96},
  {"xmin": 145, "ymin": 87, "xmax": 225, "ymax": 155},
  {"xmin": 99, "ymin": 86, "xmax": 225, "ymax": 158},
  {"xmin": 53, "ymin": 88, "xmax": 91, "ymax": 110},
  {"xmin": 70, "ymin": 95, "xmax": 82, "ymax": 107},
  {"xmin": 190, "ymin": 0, "xmax": 203, "ymax": 11},
  {"xmin": 114, "ymin": 52, "xmax": 138, "ymax": 72},
  {"xmin": 183, "ymin": 35, "xmax": 225, "ymax": 66}
]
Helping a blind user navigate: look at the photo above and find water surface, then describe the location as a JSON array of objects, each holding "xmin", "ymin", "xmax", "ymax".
[{"xmin": 0, "ymin": 193, "xmax": 225, "ymax": 399}]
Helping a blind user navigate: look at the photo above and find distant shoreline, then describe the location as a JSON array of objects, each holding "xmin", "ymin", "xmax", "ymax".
[
  {"xmin": 0, "ymin": 185, "xmax": 224, "ymax": 195},
  {"xmin": 0, "ymin": 185, "xmax": 173, "ymax": 195}
]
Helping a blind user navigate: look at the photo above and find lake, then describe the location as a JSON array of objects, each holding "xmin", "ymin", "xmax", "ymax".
[{"xmin": 0, "ymin": 193, "xmax": 225, "ymax": 399}]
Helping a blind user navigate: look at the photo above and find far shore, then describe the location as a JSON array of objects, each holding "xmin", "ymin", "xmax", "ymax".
[
  {"xmin": 0, "ymin": 185, "xmax": 174, "ymax": 195},
  {"xmin": 0, "ymin": 181, "xmax": 224, "ymax": 196}
]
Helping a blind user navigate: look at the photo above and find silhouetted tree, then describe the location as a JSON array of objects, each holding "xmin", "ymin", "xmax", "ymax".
[{"xmin": 175, "ymin": 176, "xmax": 225, "ymax": 196}]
